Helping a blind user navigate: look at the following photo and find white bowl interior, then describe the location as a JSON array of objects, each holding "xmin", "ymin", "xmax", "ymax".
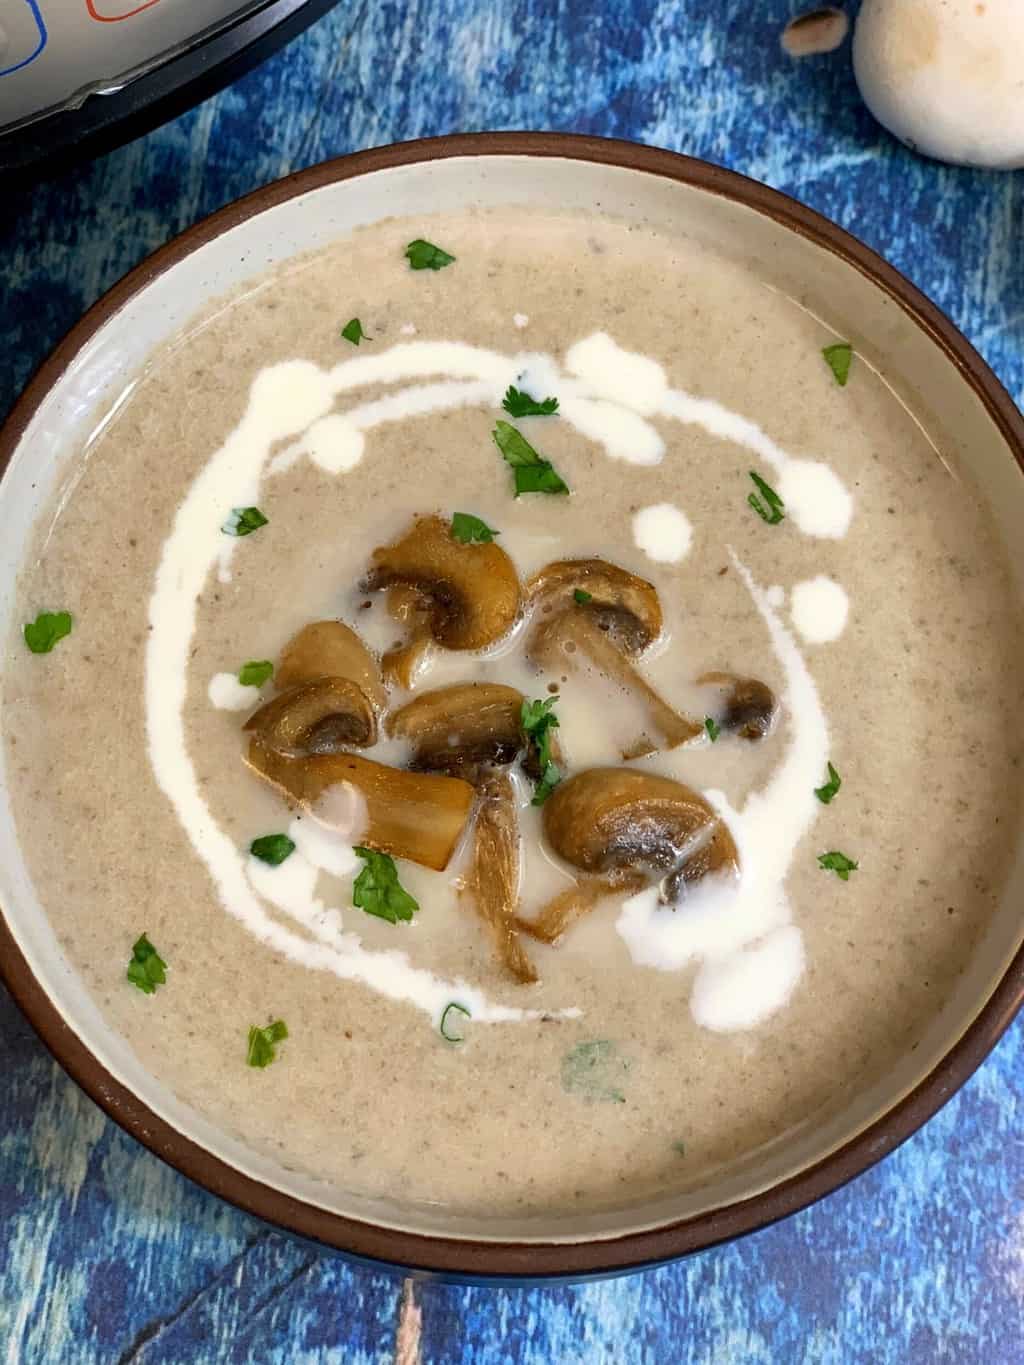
[{"xmin": 1, "ymin": 153, "xmax": 1022, "ymax": 1246}]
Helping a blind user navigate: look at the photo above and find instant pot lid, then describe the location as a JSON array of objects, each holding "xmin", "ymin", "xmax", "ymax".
[{"xmin": 0, "ymin": 0, "xmax": 340, "ymax": 186}]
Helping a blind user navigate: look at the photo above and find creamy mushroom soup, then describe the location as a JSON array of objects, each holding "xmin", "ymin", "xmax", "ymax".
[{"xmin": 3, "ymin": 210, "xmax": 1022, "ymax": 1216}]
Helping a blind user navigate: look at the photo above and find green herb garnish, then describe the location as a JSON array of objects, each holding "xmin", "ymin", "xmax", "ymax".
[
  {"xmin": 352, "ymin": 847, "xmax": 419, "ymax": 924},
  {"xmin": 341, "ymin": 317, "xmax": 370, "ymax": 345},
  {"xmin": 561, "ymin": 1039, "xmax": 629, "ymax": 1104},
  {"xmin": 818, "ymin": 850, "xmax": 858, "ymax": 881},
  {"xmin": 502, "ymin": 385, "xmax": 559, "ymax": 418},
  {"xmin": 672, "ymin": 1140, "xmax": 687, "ymax": 1157},
  {"xmin": 126, "ymin": 933, "xmax": 167, "ymax": 996},
  {"xmin": 246, "ymin": 1019, "xmax": 288, "ymax": 1068},
  {"xmin": 222, "ymin": 507, "xmax": 268, "ymax": 537},
  {"xmin": 573, "ymin": 589, "xmax": 593, "ymax": 604},
  {"xmin": 747, "ymin": 471, "xmax": 785, "ymax": 525},
  {"xmin": 704, "ymin": 716, "xmax": 721, "ymax": 743},
  {"xmin": 238, "ymin": 660, "xmax": 274, "ymax": 688},
  {"xmin": 440, "ymin": 1001, "xmax": 471, "ymax": 1043},
  {"xmin": 250, "ymin": 833, "xmax": 296, "ymax": 866},
  {"xmin": 405, "ymin": 239, "xmax": 455, "ymax": 271},
  {"xmin": 814, "ymin": 762, "xmax": 842, "ymax": 805},
  {"xmin": 492, "ymin": 421, "xmax": 569, "ymax": 497},
  {"xmin": 521, "ymin": 695, "xmax": 561, "ymax": 805},
  {"xmin": 822, "ymin": 341, "xmax": 853, "ymax": 387},
  {"xmin": 451, "ymin": 512, "xmax": 499, "ymax": 544},
  {"xmin": 23, "ymin": 611, "xmax": 73, "ymax": 655}
]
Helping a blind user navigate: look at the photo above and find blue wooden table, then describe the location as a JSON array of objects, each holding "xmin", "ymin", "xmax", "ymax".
[{"xmin": 3, "ymin": 2, "xmax": 1023, "ymax": 1359}]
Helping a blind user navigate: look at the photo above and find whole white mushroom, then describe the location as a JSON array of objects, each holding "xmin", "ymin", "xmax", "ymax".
[{"xmin": 853, "ymin": 0, "xmax": 1024, "ymax": 168}]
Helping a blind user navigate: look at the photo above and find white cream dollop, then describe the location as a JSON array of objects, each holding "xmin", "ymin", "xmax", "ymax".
[
  {"xmin": 207, "ymin": 673, "xmax": 260, "ymax": 711},
  {"xmin": 790, "ymin": 575, "xmax": 850, "ymax": 644},
  {"xmin": 632, "ymin": 503, "xmax": 693, "ymax": 564}
]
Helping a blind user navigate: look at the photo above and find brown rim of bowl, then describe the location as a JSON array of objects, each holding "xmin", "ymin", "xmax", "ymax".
[{"xmin": 2, "ymin": 132, "xmax": 1023, "ymax": 1280}]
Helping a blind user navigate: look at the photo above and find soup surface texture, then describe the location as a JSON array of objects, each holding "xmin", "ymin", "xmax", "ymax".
[{"xmin": 3, "ymin": 208, "xmax": 1023, "ymax": 1220}]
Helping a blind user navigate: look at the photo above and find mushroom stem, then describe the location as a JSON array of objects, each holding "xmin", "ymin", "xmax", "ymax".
[
  {"xmin": 245, "ymin": 742, "xmax": 474, "ymax": 871},
  {"xmin": 517, "ymin": 869, "xmax": 647, "ymax": 945},
  {"xmin": 464, "ymin": 773, "xmax": 538, "ymax": 984},
  {"xmin": 530, "ymin": 611, "xmax": 702, "ymax": 754}
]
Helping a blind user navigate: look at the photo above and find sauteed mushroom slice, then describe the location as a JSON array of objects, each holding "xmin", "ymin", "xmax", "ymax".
[
  {"xmin": 697, "ymin": 671, "xmax": 778, "ymax": 740},
  {"xmin": 543, "ymin": 767, "xmax": 739, "ymax": 901},
  {"xmin": 362, "ymin": 515, "xmax": 521, "ymax": 654},
  {"xmin": 245, "ymin": 743, "xmax": 474, "ymax": 871},
  {"xmin": 464, "ymin": 773, "xmax": 538, "ymax": 984},
  {"xmin": 517, "ymin": 869, "xmax": 647, "ymax": 945},
  {"xmin": 381, "ymin": 586, "xmax": 433, "ymax": 689},
  {"xmin": 276, "ymin": 620, "xmax": 387, "ymax": 712},
  {"xmin": 245, "ymin": 677, "xmax": 378, "ymax": 753},
  {"xmin": 526, "ymin": 558, "xmax": 663, "ymax": 654},
  {"xmin": 529, "ymin": 610, "xmax": 702, "ymax": 754},
  {"xmin": 389, "ymin": 683, "xmax": 526, "ymax": 781}
]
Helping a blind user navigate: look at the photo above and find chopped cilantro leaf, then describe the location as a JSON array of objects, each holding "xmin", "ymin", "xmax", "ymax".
[
  {"xmin": 492, "ymin": 421, "xmax": 570, "ymax": 497},
  {"xmin": 704, "ymin": 716, "xmax": 721, "ymax": 743},
  {"xmin": 818, "ymin": 850, "xmax": 858, "ymax": 881},
  {"xmin": 502, "ymin": 385, "xmax": 559, "ymax": 417},
  {"xmin": 451, "ymin": 512, "xmax": 499, "ymax": 544},
  {"xmin": 522, "ymin": 695, "xmax": 561, "ymax": 805},
  {"xmin": 823, "ymin": 342, "xmax": 853, "ymax": 386},
  {"xmin": 405, "ymin": 239, "xmax": 455, "ymax": 271},
  {"xmin": 747, "ymin": 471, "xmax": 785, "ymax": 525},
  {"xmin": 573, "ymin": 589, "xmax": 593, "ymax": 604},
  {"xmin": 126, "ymin": 933, "xmax": 167, "ymax": 995},
  {"xmin": 440, "ymin": 1001, "xmax": 471, "ymax": 1043},
  {"xmin": 814, "ymin": 761, "xmax": 842, "ymax": 804},
  {"xmin": 250, "ymin": 833, "xmax": 296, "ymax": 866},
  {"xmin": 341, "ymin": 317, "xmax": 370, "ymax": 345},
  {"xmin": 222, "ymin": 507, "xmax": 268, "ymax": 537},
  {"xmin": 247, "ymin": 1019, "xmax": 288, "ymax": 1068},
  {"xmin": 352, "ymin": 847, "xmax": 419, "ymax": 924},
  {"xmin": 23, "ymin": 611, "xmax": 72, "ymax": 654},
  {"xmin": 238, "ymin": 660, "xmax": 273, "ymax": 687}
]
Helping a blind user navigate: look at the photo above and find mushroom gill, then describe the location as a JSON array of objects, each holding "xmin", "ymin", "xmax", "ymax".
[
  {"xmin": 245, "ymin": 742, "xmax": 474, "ymax": 871},
  {"xmin": 388, "ymin": 682, "xmax": 526, "ymax": 781},
  {"xmin": 542, "ymin": 767, "xmax": 739, "ymax": 902},
  {"xmin": 361, "ymin": 516, "xmax": 522, "ymax": 675},
  {"xmin": 244, "ymin": 677, "xmax": 379, "ymax": 753},
  {"xmin": 464, "ymin": 773, "xmax": 538, "ymax": 984}
]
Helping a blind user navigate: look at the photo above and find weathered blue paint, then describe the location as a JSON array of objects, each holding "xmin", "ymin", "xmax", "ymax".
[{"xmin": 1, "ymin": 1, "xmax": 1023, "ymax": 1359}]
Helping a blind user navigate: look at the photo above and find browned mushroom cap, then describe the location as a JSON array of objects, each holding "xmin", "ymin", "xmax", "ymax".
[
  {"xmin": 529, "ymin": 610, "xmax": 702, "ymax": 754},
  {"xmin": 516, "ymin": 869, "xmax": 647, "ymax": 945},
  {"xmin": 697, "ymin": 672, "xmax": 778, "ymax": 740},
  {"xmin": 542, "ymin": 767, "xmax": 739, "ymax": 900},
  {"xmin": 276, "ymin": 620, "xmax": 387, "ymax": 712},
  {"xmin": 389, "ymin": 683, "xmax": 526, "ymax": 780},
  {"xmin": 526, "ymin": 558, "xmax": 662, "ymax": 655},
  {"xmin": 463, "ymin": 773, "xmax": 537, "ymax": 983},
  {"xmin": 362, "ymin": 515, "xmax": 521, "ymax": 654},
  {"xmin": 245, "ymin": 678, "xmax": 378, "ymax": 753},
  {"xmin": 245, "ymin": 742, "xmax": 474, "ymax": 870}
]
